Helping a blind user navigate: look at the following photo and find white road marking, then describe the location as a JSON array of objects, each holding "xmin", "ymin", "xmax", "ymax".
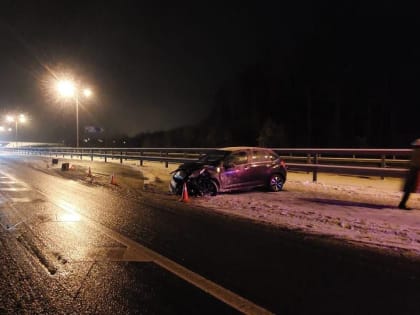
[
  {"xmin": 10, "ymin": 197, "xmax": 32, "ymax": 203},
  {"xmin": 1, "ymin": 188, "xmax": 30, "ymax": 192},
  {"xmin": 0, "ymin": 169, "xmax": 273, "ymax": 314},
  {"xmin": 0, "ymin": 172, "xmax": 32, "ymax": 202},
  {"xmin": 70, "ymin": 211, "xmax": 273, "ymax": 315}
]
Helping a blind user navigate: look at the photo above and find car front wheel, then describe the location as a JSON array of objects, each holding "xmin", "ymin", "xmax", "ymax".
[
  {"xmin": 268, "ymin": 174, "xmax": 284, "ymax": 192},
  {"xmin": 199, "ymin": 178, "xmax": 218, "ymax": 196}
]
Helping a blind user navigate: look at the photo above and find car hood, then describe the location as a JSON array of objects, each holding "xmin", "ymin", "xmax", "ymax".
[
  {"xmin": 179, "ymin": 161, "xmax": 206, "ymax": 171},
  {"xmin": 178, "ymin": 160, "xmax": 218, "ymax": 172}
]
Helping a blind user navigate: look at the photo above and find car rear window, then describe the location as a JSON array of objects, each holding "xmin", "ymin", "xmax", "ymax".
[{"xmin": 251, "ymin": 150, "xmax": 279, "ymax": 162}]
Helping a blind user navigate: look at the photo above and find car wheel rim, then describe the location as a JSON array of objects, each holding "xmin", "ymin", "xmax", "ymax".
[
  {"xmin": 270, "ymin": 176, "xmax": 283, "ymax": 191},
  {"xmin": 201, "ymin": 180, "xmax": 217, "ymax": 196}
]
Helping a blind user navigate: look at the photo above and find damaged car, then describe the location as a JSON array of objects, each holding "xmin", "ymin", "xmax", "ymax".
[{"xmin": 170, "ymin": 147, "xmax": 287, "ymax": 196}]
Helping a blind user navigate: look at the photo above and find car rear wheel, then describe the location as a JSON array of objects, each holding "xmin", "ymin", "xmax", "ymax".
[{"xmin": 268, "ymin": 174, "xmax": 284, "ymax": 192}]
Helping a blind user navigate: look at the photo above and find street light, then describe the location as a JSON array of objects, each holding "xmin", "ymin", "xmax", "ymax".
[
  {"xmin": 5, "ymin": 114, "xmax": 26, "ymax": 147},
  {"xmin": 56, "ymin": 79, "xmax": 93, "ymax": 148}
]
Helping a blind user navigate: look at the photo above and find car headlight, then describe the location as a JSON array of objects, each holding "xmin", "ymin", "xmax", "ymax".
[{"xmin": 173, "ymin": 170, "xmax": 187, "ymax": 180}]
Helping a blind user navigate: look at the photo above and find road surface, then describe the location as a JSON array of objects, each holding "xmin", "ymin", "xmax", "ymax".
[{"xmin": 0, "ymin": 154, "xmax": 420, "ymax": 314}]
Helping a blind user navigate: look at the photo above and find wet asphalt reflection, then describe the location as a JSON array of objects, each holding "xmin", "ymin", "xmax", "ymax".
[
  {"xmin": 0, "ymin": 155, "xmax": 420, "ymax": 314},
  {"xmin": 0, "ymin": 158, "xmax": 242, "ymax": 314}
]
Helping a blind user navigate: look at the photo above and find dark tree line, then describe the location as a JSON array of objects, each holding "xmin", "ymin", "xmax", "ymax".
[
  {"xmin": 131, "ymin": 3, "xmax": 419, "ymax": 148},
  {"xmin": 131, "ymin": 60, "xmax": 415, "ymax": 149}
]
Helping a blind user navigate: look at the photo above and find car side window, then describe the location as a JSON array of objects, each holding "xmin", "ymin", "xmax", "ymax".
[{"xmin": 225, "ymin": 151, "xmax": 248, "ymax": 166}]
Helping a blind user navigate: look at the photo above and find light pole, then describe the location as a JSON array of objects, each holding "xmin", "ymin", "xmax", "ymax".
[
  {"xmin": 76, "ymin": 93, "xmax": 79, "ymax": 148},
  {"xmin": 56, "ymin": 80, "xmax": 92, "ymax": 148},
  {"xmin": 6, "ymin": 114, "xmax": 26, "ymax": 147}
]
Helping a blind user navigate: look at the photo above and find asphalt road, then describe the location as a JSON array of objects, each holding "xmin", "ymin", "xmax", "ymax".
[{"xmin": 1, "ymin": 155, "xmax": 420, "ymax": 314}]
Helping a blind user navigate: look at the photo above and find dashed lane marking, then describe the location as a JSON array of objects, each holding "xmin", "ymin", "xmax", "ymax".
[
  {"xmin": 65, "ymin": 209, "xmax": 274, "ymax": 315},
  {"xmin": 10, "ymin": 197, "xmax": 32, "ymax": 203},
  {"xmin": 1, "ymin": 188, "xmax": 30, "ymax": 192},
  {"xmin": 0, "ymin": 172, "xmax": 32, "ymax": 203},
  {"xmin": 0, "ymin": 169, "xmax": 274, "ymax": 314}
]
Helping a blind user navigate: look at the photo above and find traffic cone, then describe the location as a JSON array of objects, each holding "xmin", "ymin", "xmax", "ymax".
[
  {"xmin": 87, "ymin": 166, "xmax": 92, "ymax": 177},
  {"xmin": 179, "ymin": 182, "xmax": 189, "ymax": 202},
  {"xmin": 110, "ymin": 173, "xmax": 117, "ymax": 185}
]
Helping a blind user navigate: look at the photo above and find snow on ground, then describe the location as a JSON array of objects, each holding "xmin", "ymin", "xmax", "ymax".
[
  {"xmin": 134, "ymin": 160, "xmax": 420, "ymax": 258},
  {"xmin": 21, "ymin": 155, "xmax": 420, "ymax": 259}
]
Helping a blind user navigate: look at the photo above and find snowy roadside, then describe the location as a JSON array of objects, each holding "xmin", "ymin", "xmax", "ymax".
[
  {"xmin": 131, "ymin": 160, "xmax": 420, "ymax": 259},
  {"xmin": 19, "ymin": 155, "xmax": 420, "ymax": 259}
]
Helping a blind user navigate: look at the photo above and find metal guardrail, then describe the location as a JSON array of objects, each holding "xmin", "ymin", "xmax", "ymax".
[{"xmin": 6, "ymin": 146, "xmax": 412, "ymax": 182}]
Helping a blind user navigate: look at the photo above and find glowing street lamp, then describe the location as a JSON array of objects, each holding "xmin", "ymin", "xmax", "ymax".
[
  {"xmin": 83, "ymin": 88, "xmax": 92, "ymax": 97},
  {"xmin": 57, "ymin": 80, "xmax": 75, "ymax": 97},
  {"xmin": 56, "ymin": 79, "xmax": 93, "ymax": 147}
]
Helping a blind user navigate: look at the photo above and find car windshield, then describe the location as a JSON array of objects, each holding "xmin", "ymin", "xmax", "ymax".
[{"xmin": 199, "ymin": 150, "xmax": 229, "ymax": 163}]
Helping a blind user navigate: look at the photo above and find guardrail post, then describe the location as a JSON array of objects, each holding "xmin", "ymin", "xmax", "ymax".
[
  {"xmin": 120, "ymin": 151, "xmax": 123, "ymax": 164},
  {"xmin": 80, "ymin": 149, "xmax": 83, "ymax": 160},
  {"xmin": 306, "ymin": 154, "xmax": 311, "ymax": 174},
  {"xmin": 313, "ymin": 153, "xmax": 318, "ymax": 182},
  {"xmin": 381, "ymin": 155, "xmax": 386, "ymax": 180},
  {"xmin": 91, "ymin": 149, "xmax": 93, "ymax": 161},
  {"xmin": 165, "ymin": 161, "xmax": 169, "ymax": 168}
]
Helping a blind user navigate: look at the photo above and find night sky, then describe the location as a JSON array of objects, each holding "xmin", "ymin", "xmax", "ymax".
[
  {"xmin": 0, "ymin": 1, "xmax": 419, "ymax": 146},
  {"xmin": 0, "ymin": 1, "xmax": 256, "ymax": 142}
]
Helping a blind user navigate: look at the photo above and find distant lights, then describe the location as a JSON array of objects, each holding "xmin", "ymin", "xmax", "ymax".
[
  {"xmin": 19, "ymin": 114, "xmax": 26, "ymax": 123},
  {"xmin": 5, "ymin": 114, "xmax": 27, "ymax": 123}
]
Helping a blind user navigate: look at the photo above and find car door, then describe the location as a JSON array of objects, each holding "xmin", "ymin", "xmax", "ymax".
[
  {"xmin": 249, "ymin": 149, "xmax": 275, "ymax": 185},
  {"xmin": 219, "ymin": 150, "xmax": 253, "ymax": 190}
]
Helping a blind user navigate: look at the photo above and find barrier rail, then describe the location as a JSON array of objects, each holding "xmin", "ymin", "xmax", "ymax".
[{"xmin": 6, "ymin": 146, "xmax": 412, "ymax": 182}]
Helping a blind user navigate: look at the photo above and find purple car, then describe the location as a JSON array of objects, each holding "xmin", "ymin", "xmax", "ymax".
[{"xmin": 170, "ymin": 147, "xmax": 287, "ymax": 196}]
